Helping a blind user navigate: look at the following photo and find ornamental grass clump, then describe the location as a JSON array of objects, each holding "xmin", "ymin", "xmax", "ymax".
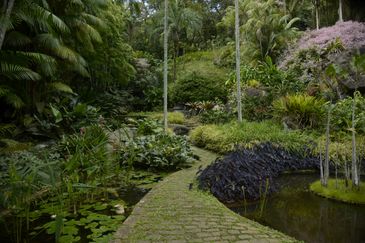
[
  {"xmin": 273, "ymin": 93, "xmax": 326, "ymax": 129},
  {"xmin": 190, "ymin": 121, "xmax": 313, "ymax": 154}
]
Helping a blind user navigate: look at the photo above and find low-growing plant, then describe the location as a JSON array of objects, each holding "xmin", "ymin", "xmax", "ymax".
[
  {"xmin": 199, "ymin": 110, "xmax": 234, "ymax": 124},
  {"xmin": 273, "ymin": 93, "xmax": 326, "ymax": 129},
  {"xmin": 136, "ymin": 119, "xmax": 163, "ymax": 136},
  {"xmin": 190, "ymin": 120, "xmax": 313, "ymax": 154},
  {"xmin": 128, "ymin": 112, "xmax": 185, "ymax": 125},
  {"xmin": 0, "ymin": 150, "xmax": 61, "ymax": 242},
  {"xmin": 120, "ymin": 134, "xmax": 194, "ymax": 171},
  {"xmin": 167, "ymin": 112, "xmax": 185, "ymax": 124}
]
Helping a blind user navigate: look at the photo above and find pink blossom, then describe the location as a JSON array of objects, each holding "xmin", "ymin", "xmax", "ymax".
[{"xmin": 298, "ymin": 21, "xmax": 365, "ymax": 50}]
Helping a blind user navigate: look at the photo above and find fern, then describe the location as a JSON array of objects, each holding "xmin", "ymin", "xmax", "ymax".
[{"xmin": 0, "ymin": 124, "xmax": 16, "ymax": 137}]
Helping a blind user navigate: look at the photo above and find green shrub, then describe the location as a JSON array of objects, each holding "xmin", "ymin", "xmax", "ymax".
[
  {"xmin": 170, "ymin": 71, "xmax": 228, "ymax": 104},
  {"xmin": 59, "ymin": 125, "xmax": 112, "ymax": 183},
  {"xmin": 136, "ymin": 119, "xmax": 163, "ymax": 136},
  {"xmin": 190, "ymin": 120, "xmax": 313, "ymax": 154},
  {"xmin": 273, "ymin": 93, "xmax": 326, "ymax": 129},
  {"xmin": 128, "ymin": 112, "xmax": 185, "ymax": 125},
  {"xmin": 332, "ymin": 92, "xmax": 365, "ymax": 133},
  {"xmin": 168, "ymin": 112, "xmax": 185, "ymax": 124},
  {"xmin": 199, "ymin": 110, "xmax": 234, "ymax": 124},
  {"xmin": 120, "ymin": 134, "xmax": 194, "ymax": 171},
  {"xmin": 226, "ymin": 58, "xmax": 304, "ymax": 121}
]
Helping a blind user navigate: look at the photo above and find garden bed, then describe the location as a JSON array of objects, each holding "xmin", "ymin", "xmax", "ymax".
[{"xmin": 198, "ymin": 143, "xmax": 319, "ymax": 202}]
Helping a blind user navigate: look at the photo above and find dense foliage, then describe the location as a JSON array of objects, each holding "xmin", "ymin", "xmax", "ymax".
[
  {"xmin": 198, "ymin": 143, "xmax": 318, "ymax": 202},
  {"xmin": 190, "ymin": 121, "xmax": 312, "ymax": 154},
  {"xmin": 2, "ymin": 0, "xmax": 365, "ymax": 241}
]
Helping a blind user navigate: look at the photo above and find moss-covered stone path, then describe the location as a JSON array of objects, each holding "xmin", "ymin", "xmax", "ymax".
[{"xmin": 112, "ymin": 147, "xmax": 296, "ymax": 243}]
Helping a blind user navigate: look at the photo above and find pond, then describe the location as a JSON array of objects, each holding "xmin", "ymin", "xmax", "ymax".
[
  {"xmin": 0, "ymin": 186, "xmax": 150, "ymax": 243},
  {"xmin": 228, "ymin": 173, "xmax": 365, "ymax": 243}
]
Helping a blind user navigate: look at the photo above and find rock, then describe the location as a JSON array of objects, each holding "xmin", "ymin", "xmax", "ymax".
[
  {"xmin": 172, "ymin": 124, "xmax": 190, "ymax": 136},
  {"xmin": 114, "ymin": 204, "xmax": 125, "ymax": 215}
]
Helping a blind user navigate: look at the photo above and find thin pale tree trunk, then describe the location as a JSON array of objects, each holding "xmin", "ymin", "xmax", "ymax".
[
  {"xmin": 235, "ymin": 0, "xmax": 242, "ymax": 123},
  {"xmin": 319, "ymin": 141, "xmax": 324, "ymax": 185},
  {"xmin": 315, "ymin": 7, "xmax": 320, "ymax": 30},
  {"xmin": 0, "ymin": 0, "xmax": 15, "ymax": 50},
  {"xmin": 338, "ymin": 0, "xmax": 343, "ymax": 22},
  {"xmin": 351, "ymin": 97, "xmax": 359, "ymax": 187},
  {"xmin": 163, "ymin": 0, "xmax": 168, "ymax": 132},
  {"xmin": 324, "ymin": 107, "xmax": 331, "ymax": 187}
]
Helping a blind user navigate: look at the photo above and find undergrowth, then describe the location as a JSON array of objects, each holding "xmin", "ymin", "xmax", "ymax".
[{"xmin": 190, "ymin": 120, "xmax": 314, "ymax": 154}]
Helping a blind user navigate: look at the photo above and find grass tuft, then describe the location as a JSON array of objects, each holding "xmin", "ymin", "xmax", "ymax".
[
  {"xmin": 310, "ymin": 179, "xmax": 365, "ymax": 204},
  {"xmin": 190, "ymin": 120, "xmax": 313, "ymax": 154}
]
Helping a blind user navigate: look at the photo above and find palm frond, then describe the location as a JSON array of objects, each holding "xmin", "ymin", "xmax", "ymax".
[
  {"xmin": 81, "ymin": 13, "xmax": 106, "ymax": 29},
  {"xmin": 48, "ymin": 82, "xmax": 74, "ymax": 94},
  {"xmin": 0, "ymin": 62, "xmax": 41, "ymax": 80},
  {"xmin": 3, "ymin": 31, "xmax": 32, "ymax": 47},
  {"xmin": 0, "ymin": 85, "xmax": 25, "ymax": 109}
]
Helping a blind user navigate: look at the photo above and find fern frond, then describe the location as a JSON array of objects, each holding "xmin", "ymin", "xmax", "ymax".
[{"xmin": 48, "ymin": 82, "xmax": 74, "ymax": 94}]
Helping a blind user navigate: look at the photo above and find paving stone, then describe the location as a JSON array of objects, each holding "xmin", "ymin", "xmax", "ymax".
[{"xmin": 111, "ymin": 147, "xmax": 298, "ymax": 243}]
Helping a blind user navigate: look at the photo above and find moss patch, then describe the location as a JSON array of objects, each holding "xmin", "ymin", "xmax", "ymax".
[{"xmin": 310, "ymin": 179, "xmax": 365, "ymax": 205}]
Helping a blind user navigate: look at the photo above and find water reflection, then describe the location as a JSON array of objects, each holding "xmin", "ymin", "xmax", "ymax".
[{"xmin": 229, "ymin": 174, "xmax": 365, "ymax": 243}]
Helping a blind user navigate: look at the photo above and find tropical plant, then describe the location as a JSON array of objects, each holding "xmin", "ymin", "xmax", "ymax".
[
  {"xmin": 120, "ymin": 134, "xmax": 194, "ymax": 171},
  {"xmin": 221, "ymin": 0, "xmax": 300, "ymax": 63},
  {"xmin": 199, "ymin": 110, "xmax": 234, "ymax": 125},
  {"xmin": 273, "ymin": 93, "xmax": 326, "ymax": 129},
  {"xmin": 0, "ymin": 0, "xmax": 106, "ymax": 122},
  {"xmin": 170, "ymin": 71, "xmax": 228, "ymax": 105},
  {"xmin": 153, "ymin": 0, "xmax": 202, "ymax": 81}
]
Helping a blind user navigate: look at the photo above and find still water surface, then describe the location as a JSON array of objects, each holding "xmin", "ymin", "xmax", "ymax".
[{"xmin": 228, "ymin": 174, "xmax": 365, "ymax": 243}]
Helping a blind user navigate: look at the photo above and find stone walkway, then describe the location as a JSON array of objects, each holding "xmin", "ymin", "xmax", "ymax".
[{"xmin": 112, "ymin": 147, "xmax": 297, "ymax": 243}]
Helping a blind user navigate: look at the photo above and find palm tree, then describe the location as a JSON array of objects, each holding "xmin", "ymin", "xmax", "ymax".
[
  {"xmin": 235, "ymin": 0, "xmax": 242, "ymax": 122},
  {"xmin": 163, "ymin": 0, "xmax": 168, "ymax": 132},
  {"xmin": 235, "ymin": 0, "xmax": 299, "ymax": 63},
  {"xmin": 0, "ymin": 0, "xmax": 105, "ymax": 114},
  {"xmin": 153, "ymin": 0, "xmax": 202, "ymax": 82}
]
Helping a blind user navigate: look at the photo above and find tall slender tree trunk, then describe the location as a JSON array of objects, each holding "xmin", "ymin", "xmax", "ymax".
[
  {"xmin": 235, "ymin": 0, "xmax": 242, "ymax": 123},
  {"xmin": 324, "ymin": 107, "xmax": 331, "ymax": 187},
  {"xmin": 315, "ymin": 6, "xmax": 320, "ymax": 30},
  {"xmin": 338, "ymin": 0, "xmax": 343, "ymax": 22},
  {"xmin": 319, "ymin": 141, "xmax": 324, "ymax": 185},
  {"xmin": 173, "ymin": 42, "xmax": 178, "ymax": 83},
  {"xmin": 163, "ymin": 0, "xmax": 168, "ymax": 132},
  {"xmin": 351, "ymin": 97, "xmax": 359, "ymax": 187},
  {"xmin": 0, "ymin": 0, "xmax": 15, "ymax": 50}
]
